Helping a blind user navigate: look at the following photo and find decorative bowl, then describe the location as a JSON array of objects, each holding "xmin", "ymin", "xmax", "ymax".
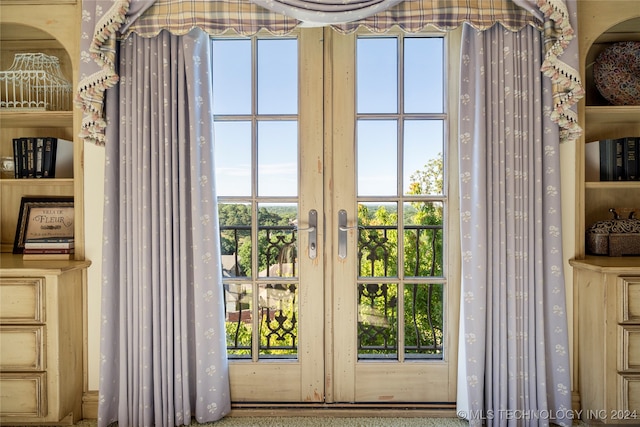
[{"xmin": 593, "ymin": 41, "xmax": 640, "ymax": 106}]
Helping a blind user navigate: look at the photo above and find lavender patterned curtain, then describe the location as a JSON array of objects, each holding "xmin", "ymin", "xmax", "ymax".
[
  {"xmin": 97, "ymin": 28, "xmax": 231, "ymax": 427},
  {"xmin": 456, "ymin": 22, "xmax": 572, "ymax": 427},
  {"xmin": 76, "ymin": 2, "xmax": 582, "ymax": 426}
]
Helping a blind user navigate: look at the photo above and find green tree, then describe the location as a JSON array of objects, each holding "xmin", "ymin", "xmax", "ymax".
[{"xmin": 356, "ymin": 154, "xmax": 445, "ymax": 355}]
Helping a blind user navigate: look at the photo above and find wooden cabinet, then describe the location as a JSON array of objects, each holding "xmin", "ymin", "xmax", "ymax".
[
  {"xmin": 0, "ymin": 2, "xmax": 84, "ymax": 257},
  {"xmin": 0, "ymin": 2, "xmax": 88, "ymax": 424},
  {"xmin": 0, "ymin": 254, "xmax": 90, "ymax": 425},
  {"xmin": 579, "ymin": 10, "xmax": 640, "ymax": 239},
  {"xmin": 573, "ymin": 3, "xmax": 640, "ymax": 424},
  {"xmin": 570, "ymin": 259, "xmax": 640, "ymax": 424}
]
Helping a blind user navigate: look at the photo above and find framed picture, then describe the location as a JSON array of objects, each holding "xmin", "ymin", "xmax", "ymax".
[{"xmin": 13, "ymin": 196, "xmax": 74, "ymax": 254}]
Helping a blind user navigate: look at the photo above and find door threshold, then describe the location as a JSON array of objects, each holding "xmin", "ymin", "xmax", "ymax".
[{"xmin": 229, "ymin": 403, "xmax": 457, "ymax": 418}]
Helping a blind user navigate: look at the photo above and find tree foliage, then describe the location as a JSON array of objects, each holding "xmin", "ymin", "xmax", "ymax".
[{"xmin": 220, "ymin": 155, "xmax": 445, "ymax": 357}]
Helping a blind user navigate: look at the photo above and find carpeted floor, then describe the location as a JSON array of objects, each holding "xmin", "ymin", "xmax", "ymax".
[
  {"xmin": 78, "ymin": 418, "xmax": 469, "ymax": 426},
  {"xmin": 72, "ymin": 416, "xmax": 589, "ymax": 426}
]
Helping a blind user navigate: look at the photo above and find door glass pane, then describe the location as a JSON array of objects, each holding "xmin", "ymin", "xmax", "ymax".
[
  {"xmin": 258, "ymin": 283, "xmax": 298, "ymax": 357},
  {"xmin": 357, "ymin": 120, "xmax": 397, "ymax": 196},
  {"xmin": 258, "ymin": 121, "xmax": 298, "ymax": 197},
  {"xmin": 358, "ymin": 283, "xmax": 398, "ymax": 358},
  {"xmin": 219, "ymin": 202, "xmax": 252, "ymax": 278},
  {"xmin": 357, "ymin": 38, "xmax": 397, "ymax": 114},
  {"xmin": 356, "ymin": 35, "xmax": 446, "ymax": 362},
  {"xmin": 212, "ymin": 39, "xmax": 251, "ymax": 115},
  {"xmin": 225, "ymin": 283, "xmax": 252, "ymax": 357},
  {"xmin": 214, "ymin": 37, "xmax": 299, "ymax": 361},
  {"xmin": 404, "ymin": 283, "xmax": 444, "ymax": 357},
  {"xmin": 257, "ymin": 203, "xmax": 298, "ymax": 278},
  {"xmin": 403, "ymin": 201, "xmax": 443, "ymax": 277},
  {"xmin": 357, "ymin": 202, "xmax": 398, "ymax": 278},
  {"xmin": 404, "ymin": 37, "xmax": 443, "ymax": 114},
  {"xmin": 214, "ymin": 121, "xmax": 252, "ymax": 197},
  {"xmin": 258, "ymin": 39, "xmax": 298, "ymax": 115},
  {"xmin": 404, "ymin": 120, "xmax": 443, "ymax": 195}
]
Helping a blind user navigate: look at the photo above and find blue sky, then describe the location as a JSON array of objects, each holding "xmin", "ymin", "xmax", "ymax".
[{"xmin": 212, "ymin": 36, "xmax": 444, "ymax": 198}]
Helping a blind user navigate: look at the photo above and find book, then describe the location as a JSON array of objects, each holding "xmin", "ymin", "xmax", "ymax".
[
  {"xmin": 20, "ymin": 137, "xmax": 28, "ymax": 178},
  {"xmin": 597, "ymin": 137, "xmax": 640, "ymax": 181},
  {"xmin": 12, "ymin": 138, "xmax": 21, "ymax": 178},
  {"xmin": 23, "ymin": 248, "xmax": 74, "ymax": 254},
  {"xmin": 22, "ymin": 252, "xmax": 74, "ymax": 260},
  {"xmin": 24, "ymin": 240, "xmax": 75, "ymax": 249},
  {"xmin": 43, "ymin": 138, "xmax": 54, "ymax": 177},
  {"xmin": 599, "ymin": 139, "xmax": 615, "ymax": 181},
  {"xmin": 10, "ymin": 137, "xmax": 73, "ymax": 179},
  {"xmin": 34, "ymin": 137, "xmax": 44, "ymax": 178},
  {"xmin": 614, "ymin": 137, "xmax": 625, "ymax": 180},
  {"xmin": 624, "ymin": 136, "xmax": 638, "ymax": 181},
  {"xmin": 25, "ymin": 137, "xmax": 35, "ymax": 178},
  {"xmin": 25, "ymin": 237, "xmax": 74, "ymax": 243}
]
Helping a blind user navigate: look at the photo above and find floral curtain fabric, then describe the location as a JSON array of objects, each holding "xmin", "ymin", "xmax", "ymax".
[
  {"xmin": 76, "ymin": 1, "xmax": 584, "ymax": 425},
  {"xmin": 456, "ymin": 22, "xmax": 573, "ymax": 426},
  {"xmin": 97, "ymin": 28, "xmax": 231, "ymax": 427}
]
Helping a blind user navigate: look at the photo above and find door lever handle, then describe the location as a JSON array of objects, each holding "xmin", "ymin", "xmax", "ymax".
[
  {"xmin": 295, "ymin": 209, "xmax": 317, "ymax": 259},
  {"xmin": 338, "ymin": 209, "xmax": 355, "ymax": 259}
]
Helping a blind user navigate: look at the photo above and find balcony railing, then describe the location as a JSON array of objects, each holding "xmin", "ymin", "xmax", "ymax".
[{"xmin": 220, "ymin": 222, "xmax": 444, "ymax": 358}]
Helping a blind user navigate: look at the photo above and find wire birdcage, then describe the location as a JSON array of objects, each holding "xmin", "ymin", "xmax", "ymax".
[{"xmin": 0, "ymin": 53, "xmax": 72, "ymax": 111}]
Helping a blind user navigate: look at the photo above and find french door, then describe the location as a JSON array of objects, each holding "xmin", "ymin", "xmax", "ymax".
[{"xmin": 213, "ymin": 27, "xmax": 460, "ymax": 404}]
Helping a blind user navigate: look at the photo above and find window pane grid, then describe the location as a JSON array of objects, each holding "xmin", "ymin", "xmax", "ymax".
[
  {"xmin": 214, "ymin": 35, "xmax": 300, "ymax": 361},
  {"xmin": 356, "ymin": 33, "xmax": 446, "ymax": 361}
]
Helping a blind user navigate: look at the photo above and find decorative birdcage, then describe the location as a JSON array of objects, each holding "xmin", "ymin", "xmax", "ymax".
[{"xmin": 0, "ymin": 53, "xmax": 72, "ymax": 111}]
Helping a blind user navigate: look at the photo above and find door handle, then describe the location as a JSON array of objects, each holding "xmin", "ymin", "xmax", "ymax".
[
  {"xmin": 338, "ymin": 209, "xmax": 359, "ymax": 259},
  {"xmin": 295, "ymin": 209, "xmax": 317, "ymax": 259}
]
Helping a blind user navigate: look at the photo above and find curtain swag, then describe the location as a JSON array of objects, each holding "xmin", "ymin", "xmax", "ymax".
[
  {"xmin": 249, "ymin": 0, "xmax": 404, "ymax": 24},
  {"xmin": 76, "ymin": 0, "xmax": 583, "ymax": 146}
]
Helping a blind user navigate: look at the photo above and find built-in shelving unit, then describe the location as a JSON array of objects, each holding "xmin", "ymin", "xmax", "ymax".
[
  {"xmin": 573, "ymin": 3, "xmax": 640, "ymax": 424},
  {"xmin": 0, "ymin": 2, "xmax": 88, "ymax": 424}
]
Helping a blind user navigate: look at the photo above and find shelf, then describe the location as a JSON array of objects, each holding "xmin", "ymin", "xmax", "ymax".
[
  {"xmin": 569, "ymin": 256, "xmax": 640, "ymax": 273},
  {"xmin": 0, "ymin": 178, "xmax": 74, "ymax": 185},
  {"xmin": 0, "ymin": 253, "xmax": 90, "ymax": 275},
  {"xmin": 586, "ymin": 181, "xmax": 640, "ymax": 189},
  {"xmin": 0, "ymin": 110, "xmax": 73, "ymax": 128},
  {"xmin": 586, "ymin": 105, "xmax": 640, "ymax": 123}
]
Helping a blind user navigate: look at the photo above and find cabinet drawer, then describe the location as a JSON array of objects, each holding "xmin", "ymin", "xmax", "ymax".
[
  {"xmin": 621, "ymin": 277, "xmax": 640, "ymax": 323},
  {"xmin": 0, "ymin": 372, "xmax": 47, "ymax": 418},
  {"xmin": 620, "ymin": 374, "xmax": 640, "ymax": 415},
  {"xmin": 0, "ymin": 325, "xmax": 45, "ymax": 371},
  {"xmin": 0, "ymin": 277, "xmax": 44, "ymax": 323}
]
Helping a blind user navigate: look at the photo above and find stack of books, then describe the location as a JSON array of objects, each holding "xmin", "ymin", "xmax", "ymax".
[
  {"xmin": 585, "ymin": 136, "xmax": 639, "ymax": 182},
  {"xmin": 11, "ymin": 137, "xmax": 73, "ymax": 179},
  {"xmin": 22, "ymin": 238, "xmax": 74, "ymax": 260}
]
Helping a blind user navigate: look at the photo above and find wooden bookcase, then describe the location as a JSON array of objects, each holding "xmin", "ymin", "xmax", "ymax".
[
  {"xmin": 0, "ymin": 3, "xmax": 84, "ymax": 258},
  {"xmin": 0, "ymin": 1, "xmax": 89, "ymax": 424},
  {"xmin": 572, "ymin": 3, "xmax": 640, "ymax": 424}
]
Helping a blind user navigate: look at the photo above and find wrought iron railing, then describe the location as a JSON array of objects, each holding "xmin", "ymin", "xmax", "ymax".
[{"xmin": 220, "ymin": 223, "xmax": 444, "ymax": 358}]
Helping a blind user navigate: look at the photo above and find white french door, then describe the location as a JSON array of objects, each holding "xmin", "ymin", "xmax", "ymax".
[{"xmin": 214, "ymin": 27, "xmax": 460, "ymax": 404}]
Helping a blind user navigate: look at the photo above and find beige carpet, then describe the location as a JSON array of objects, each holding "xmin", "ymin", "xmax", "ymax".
[{"xmin": 72, "ymin": 416, "xmax": 589, "ymax": 426}]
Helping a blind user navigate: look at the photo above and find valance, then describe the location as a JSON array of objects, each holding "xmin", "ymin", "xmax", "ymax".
[
  {"xmin": 249, "ymin": 0, "xmax": 404, "ymax": 25},
  {"xmin": 76, "ymin": 0, "xmax": 583, "ymax": 146}
]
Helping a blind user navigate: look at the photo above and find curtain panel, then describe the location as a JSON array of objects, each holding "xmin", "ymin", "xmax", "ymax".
[
  {"xmin": 76, "ymin": 1, "xmax": 583, "ymax": 425},
  {"xmin": 77, "ymin": 0, "xmax": 582, "ymax": 147},
  {"xmin": 456, "ymin": 22, "xmax": 572, "ymax": 427},
  {"xmin": 98, "ymin": 28, "xmax": 231, "ymax": 427}
]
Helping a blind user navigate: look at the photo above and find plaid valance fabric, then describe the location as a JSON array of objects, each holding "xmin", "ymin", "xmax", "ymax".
[
  {"xmin": 124, "ymin": 0, "xmax": 539, "ymax": 38},
  {"xmin": 76, "ymin": 0, "xmax": 582, "ymax": 145}
]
